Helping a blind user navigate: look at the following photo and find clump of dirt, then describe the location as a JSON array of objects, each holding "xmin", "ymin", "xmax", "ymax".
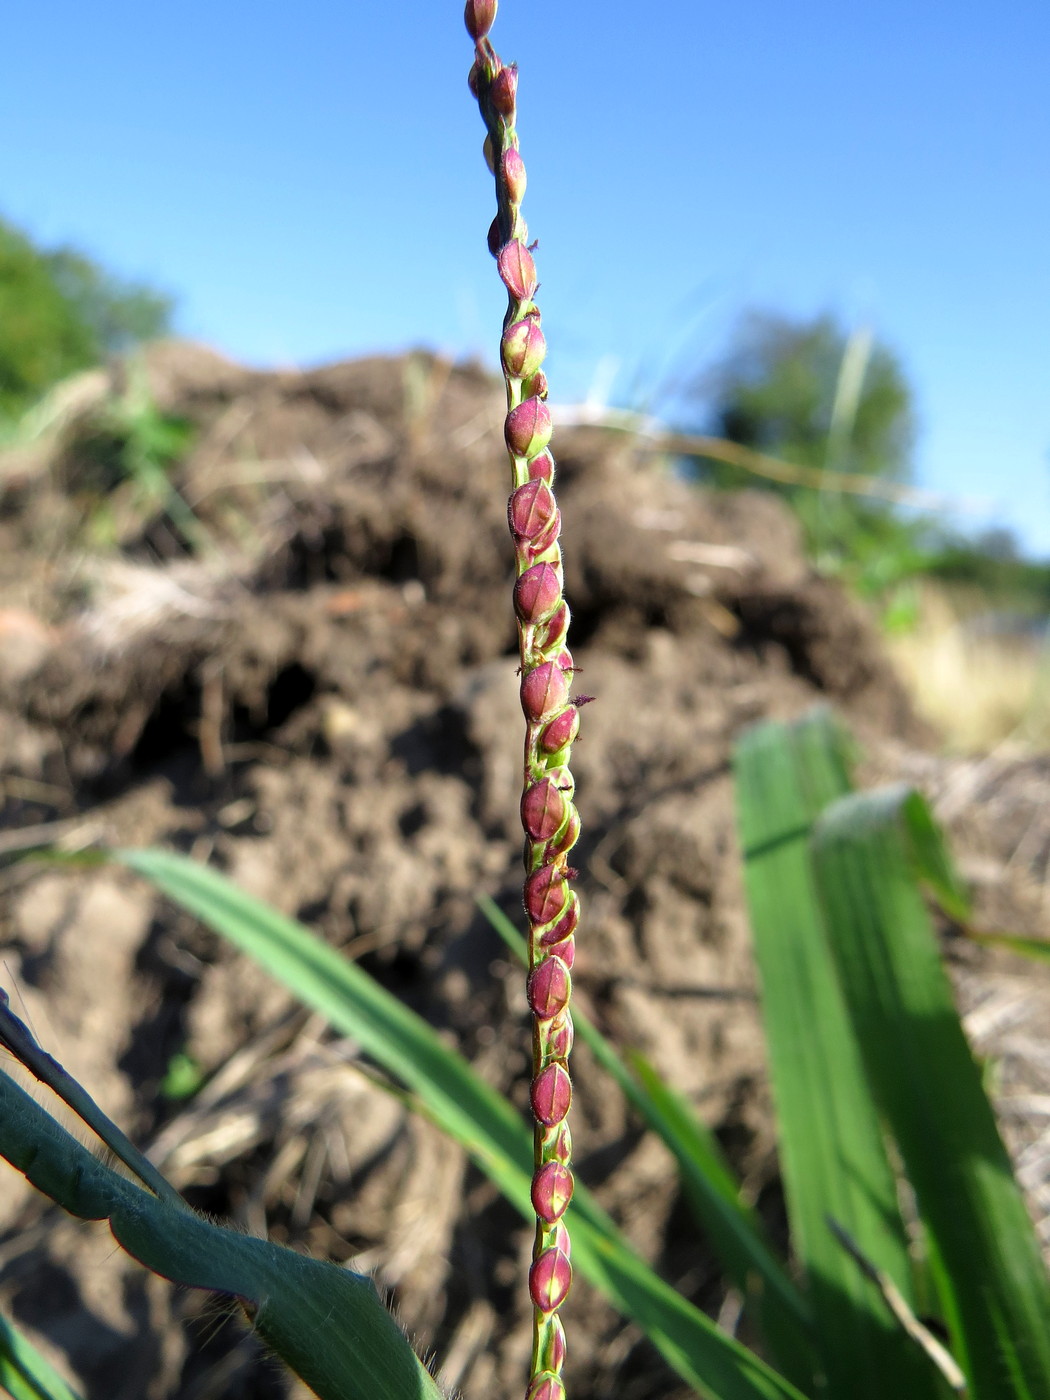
[{"xmin": 0, "ymin": 344, "xmax": 1044, "ymax": 1400}]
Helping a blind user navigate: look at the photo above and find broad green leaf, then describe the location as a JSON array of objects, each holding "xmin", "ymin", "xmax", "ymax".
[
  {"xmin": 479, "ymin": 894, "xmax": 814, "ymax": 1388},
  {"xmin": 0, "ymin": 1069, "xmax": 440, "ymax": 1400},
  {"xmin": 813, "ymin": 784, "xmax": 1050, "ymax": 1399},
  {"xmin": 0, "ymin": 1311, "xmax": 82, "ymax": 1400},
  {"xmin": 734, "ymin": 712, "xmax": 942, "ymax": 1400},
  {"xmin": 112, "ymin": 847, "xmax": 809, "ymax": 1400}
]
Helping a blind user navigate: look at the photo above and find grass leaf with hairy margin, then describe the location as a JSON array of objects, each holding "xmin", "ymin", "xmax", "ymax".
[{"xmin": 0, "ymin": 1067, "xmax": 440, "ymax": 1400}]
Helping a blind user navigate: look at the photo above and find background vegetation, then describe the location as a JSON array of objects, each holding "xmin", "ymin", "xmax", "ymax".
[
  {"xmin": 675, "ymin": 307, "xmax": 1050, "ymax": 747},
  {"xmin": 0, "ymin": 216, "xmax": 171, "ymax": 420},
  {"xmin": 1, "ymin": 211, "xmax": 1047, "ymax": 750}
]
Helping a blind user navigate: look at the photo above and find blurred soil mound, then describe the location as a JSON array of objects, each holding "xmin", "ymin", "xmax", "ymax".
[{"xmin": 0, "ymin": 344, "xmax": 1045, "ymax": 1400}]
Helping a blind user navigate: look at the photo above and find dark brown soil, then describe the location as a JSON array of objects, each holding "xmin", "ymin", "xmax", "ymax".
[{"xmin": 0, "ymin": 344, "xmax": 1044, "ymax": 1400}]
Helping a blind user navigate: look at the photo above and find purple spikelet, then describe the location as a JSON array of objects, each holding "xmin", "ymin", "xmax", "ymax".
[{"xmin": 467, "ymin": 7, "xmax": 585, "ymax": 1394}]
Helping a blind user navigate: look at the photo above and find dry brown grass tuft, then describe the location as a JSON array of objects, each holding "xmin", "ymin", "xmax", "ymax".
[{"xmin": 886, "ymin": 583, "xmax": 1050, "ymax": 753}]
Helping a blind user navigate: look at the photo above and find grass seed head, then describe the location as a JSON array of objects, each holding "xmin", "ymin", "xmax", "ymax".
[
  {"xmin": 520, "ymin": 661, "xmax": 571, "ymax": 723},
  {"xmin": 508, "ymin": 478, "xmax": 556, "ymax": 537},
  {"xmin": 501, "ymin": 318, "xmax": 547, "ymax": 381},
  {"xmin": 501, "ymin": 147, "xmax": 528, "ymax": 203},
  {"xmin": 521, "ymin": 779, "xmax": 568, "ymax": 841},
  {"xmin": 505, "ymin": 397, "xmax": 553, "ymax": 459},
  {"xmin": 545, "ymin": 1013, "xmax": 574, "ymax": 1061},
  {"xmin": 529, "ymin": 1248, "xmax": 573, "ymax": 1312},
  {"xmin": 539, "ymin": 706, "xmax": 580, "ymax": 753},
  {"xmin": 523, "ymin": 863, "xmax": 571, "ymax": 924},
  {"xmin": 537, "ymin": 890, "xmax": 580, "ymax": 946},
  {"xmin": 463, "ymin": 0, "xmax": 497, "ymax": 41},
  {"xmin": 527, "ymin": 956, "xmax": 572, "ymax": 1019},
  {"xmin": 527, "ymin": 449, "xmax": 555, "ymax": 482},
  {"xmin": 526, "ymin": 1373, "xmax": 566, "ymax": 1400},
  {"xmin": 531, "ymin": 1063, "xmax": 572, "ymax": 1126},
  {"xmin": 514, "ymin": 561, "xmax": 562, "ymax": 624},
  {"xmin": 490, "ymin": 62, "xmax": 518, "ymax": 115},
  {"xmin": 497, "ymin": 240, "xmax": 539, "ymax": 300}
]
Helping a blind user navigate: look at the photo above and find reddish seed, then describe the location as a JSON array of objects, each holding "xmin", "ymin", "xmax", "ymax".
[
  {"xmin": 517, "ymin": 509, "xmax": 559, "ymax": 563},
  {"xmin": 526, "ymin": 1373, "xmax": 565, "ymax": 1400},
  {"xmin": 502, "ymin": 318, "xmax": 547, "ymax": 381},
  {"xmin": 524, "ymin": 511, "xmax": 561, "ymax": 560},
  {"xmin": 514, "ymin": 561, "xmax": 561, "ymax": 624},
  {"xmin": 508, "ymin": 479, "xmax": 556, "ymax": 539},
  {"xmin": 520, "ymin": 661, "xmax": 571, "ymax": 723},
  {"xmin": 497, "ymin": 240, "xmax": 539, "ymax": 300},
  {"xmin": 528, "ymin": 956, "xmax": 571, "ymax": 1019},
  {"xmin": 538, "ymin": 889, "xmax": 579, "ymax": 945},
  {"xmin": 548, "ymin": 1122, "xmax": 572, "ymax": 1164},
  {"xmin": 490, "ymin": 62, "xmax": 518, "ymax": 115},
  {"xmin": 527, "ymin": 449, "xmax": 555, "ymax": 483},
  {"xmin": 531, "ymin": 1063, "xmax": 572, "ymax": 1125},
  {"xmin": 487, "ymin": 217, "xmax": 501, "ymax": 257},
  {"xmin": 502, "ymin": 147, "xmax": 527, "ymax": 204},
  {"xmin": 523, "ymin": 369, "xmax": 549, "ymax": 400},
  {"xmin": 529, "ymin": 1247, "xmax": 572, "ymax": 1312},
  {"xmin": 463, "ymin": 0, "xmax": 497, "ymax": 40},
  {"xmin": 542, "ymin": 932, "xmax": 575, "ymax": 969},
  {"xmin": 528, "ymin": 518, "xmax": 563, "ymax": 568},
  {"xmin": 542, "ymin": 765, "xmax": 573, "ymax": 795},
  {"xmin": 524, "ymin": 863, "xmax": 569, "ymax": 925},
  {"xmin": 531, "ymin": 1160, "xmax": 574, "ymax": 1222},
  {"xmin": 542, "ymin": 1316, "xmax": 567, "ymax": 1374},
  {"xmin": 521, "ymin": 779, "xmax": 567, "ymax": 842},
  {"xmin": 518, "ymin": 523, "xmax": 560, "ymax": 565},
  {"xmin": 539, "ymin": 601, "xmax": 570, "ymax": 649},
  {"xmin": 545, "ymin": 804, "xmax": 581, "ymax": 860},
  {"xmin": 546, "ymin": 1012, "xmax": 574, "ymax": 1061},
  {"xmin": 539, "ymin": 706, "xmax": 579, "ymax": 753},
  {"xmin": 550, "ymin": 1221, "xmax": 572, "ymax": 1259},
  {"xmin": 505, "ymin": 397, "xmax": 553, "ymax": 458}
]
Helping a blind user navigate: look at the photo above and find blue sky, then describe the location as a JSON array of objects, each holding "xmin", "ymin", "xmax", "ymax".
[{"xmin": 3, "ymin": 1, "xmax": 1049, "ymax": 553}]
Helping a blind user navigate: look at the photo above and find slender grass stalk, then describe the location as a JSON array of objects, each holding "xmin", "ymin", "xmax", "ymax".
[{"xmin": 467, "ymin": 6, "xmax": 583, "ymax": 1396}]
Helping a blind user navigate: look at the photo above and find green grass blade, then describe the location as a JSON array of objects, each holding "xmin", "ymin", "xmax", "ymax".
[
  {"xmin": 0, "ymin": 1069, "xmax": 440, "ymax": 1400},
  {"xmin": 479, "ymin": 894, "xmax": 814, "ymax": 1386},
  {"xmin": 0, "ymin": 995, "xmax": 184, "ymax": 1210},
  {"xmin": 112, "ymin": 847, "xmax": 809, "ymax": 1400},
  {"xmin": 624, "ymin": 1053, "xmax": 814, "ymax": 1385},
  {"xmin": 734, "ymin": 712, "xmax": 943, "ymax": 1400},
  {"xmin": 812, "ymin": 785, "xmax": 1050, "ymax": 1399},
  {"xmin": 0, "ymin": 1312, "xmax": 82, "ymax": 1400},
  {"xmin": 962, "ymin": 929, "xmax": 1050, "ymax": 964}
]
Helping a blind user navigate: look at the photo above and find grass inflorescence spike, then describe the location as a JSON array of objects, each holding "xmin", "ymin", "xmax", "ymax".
[{"xmin": 467, "ymin": 4, "xmax": 584, "ymax": 1394}]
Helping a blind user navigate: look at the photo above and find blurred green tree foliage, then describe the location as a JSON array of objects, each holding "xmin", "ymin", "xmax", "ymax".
[
  {"xmin": 0, "ymin": 217, "xmax": 172, "ymax": 418},
  {"xmin": 927, "ymin": 527, "xmax": 1050, "ymax": 610},
  {"xmin": 687, "ymin": 311, "xmax": 1050, "ymax": 608},
  {"xmin": 687, "ymin": 310, "xmax": 922, "ymax": 594},
  {"xmin": 702, "ymin": 310, "xmax": 915, "ymax": 484}
]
